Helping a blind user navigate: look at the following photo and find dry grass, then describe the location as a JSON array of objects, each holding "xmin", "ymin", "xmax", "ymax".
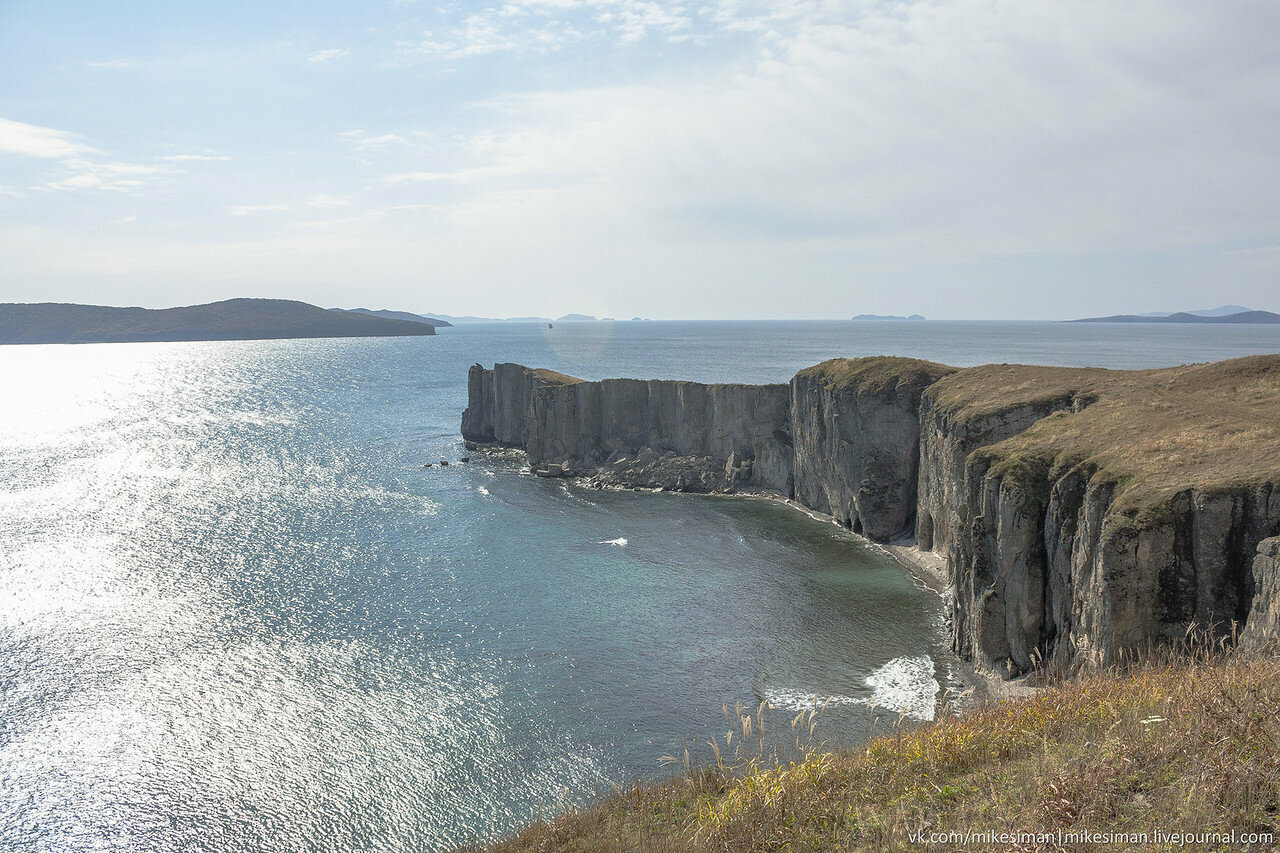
[
  {"xmin": 462, "ymin": 646, "xmax": 1280, "ymax": 852},
  {"xmin": 926, "ymin": 354, "xmax": 1280, "ymax": 515},
  {"xmin": 531, "ymin": 368, "xmax": 585, "ymax": 386},
  {"xmin": 794, "ymin": 356, "xmax": 956, "ymax": 396}
]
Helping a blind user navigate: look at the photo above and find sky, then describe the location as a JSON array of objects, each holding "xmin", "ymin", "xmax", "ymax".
[{"xmin": 1, "ymin": 0, "xmax": 1278, "ymax": 320}]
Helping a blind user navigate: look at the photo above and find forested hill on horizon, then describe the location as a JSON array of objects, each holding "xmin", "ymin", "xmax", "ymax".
[{"xmin": 0, "ymin": 298, "xmax": 437, "ymax": 345}]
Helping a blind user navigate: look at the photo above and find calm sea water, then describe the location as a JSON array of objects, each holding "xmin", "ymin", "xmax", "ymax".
[{"xmin": 3, "ymin": 320, "xmax": 1278, "ymax": 851}]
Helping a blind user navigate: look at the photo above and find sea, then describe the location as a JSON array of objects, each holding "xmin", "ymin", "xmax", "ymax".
[{"xmin": 3, "ymin": 319, "xmax": 1279, "ymax": 851}]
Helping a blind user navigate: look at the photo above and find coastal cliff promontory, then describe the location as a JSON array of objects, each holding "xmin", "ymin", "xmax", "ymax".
[{"xmin": 462, "ymin": 355, "xmax": 1280, "ymax": 674}]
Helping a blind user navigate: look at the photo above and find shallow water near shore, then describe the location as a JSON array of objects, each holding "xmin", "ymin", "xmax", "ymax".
[{"xmin": 3, "ymin": 320, "xmax": 1279, "ymax": 850}]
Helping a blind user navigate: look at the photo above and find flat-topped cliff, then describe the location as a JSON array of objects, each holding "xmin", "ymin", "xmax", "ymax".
[
  {"xmin": 921, "ymin": 356, "xmax": 1280, "ymax": 673},
  {"xmin": 463, "ymin": 363, "xmax": 794, "ymax": 493},
  {"xmin": 461, "ymin": 355, "xmax": 1280, "ymax": 674}
]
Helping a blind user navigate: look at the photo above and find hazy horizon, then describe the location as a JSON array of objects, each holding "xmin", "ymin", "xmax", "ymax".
[
  {"xmin": 3, "ymin": 1, "xmax": 1279, "ymax": 320},
  {"xmin": 1, "ymin": 297, "xmax": 1273, "ymax": 324}
]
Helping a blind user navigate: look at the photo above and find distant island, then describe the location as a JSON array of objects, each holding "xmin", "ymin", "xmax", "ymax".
[
  {"xmin": 420, "ymin": 313, "xmax": 553, "ymax": 324},
  {"xmin": 1072, "ymin": 307, "xmax": 1280, "ymax": 324},
  {"xmin": 852, "ymin": 313, "xmax": 926, "ymax": 321},
  {"xmin": 421, "ymin": 312, "xmax": 622, "ymax": 323},
  {"xmin": 1133, "ymin": 304, "xmax": 1253, "ymax": 318},
  {"xmin": 0, "ymin": 298, "xmax": 437, "ymax": 345},
  {"xmin": 330, "ymin": 307, "xmax": 452, "ymax": 327}
]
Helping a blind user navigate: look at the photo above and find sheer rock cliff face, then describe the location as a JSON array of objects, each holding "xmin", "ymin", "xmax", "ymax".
[
  {"xmin": 1243, "ymin": 538, "xmax": 1280, "ymax": 647},
  {"xmin": 791, "ymin": 360, "xmax": 954, "ymax": 541},
  {"xmin": 462, "ymin": 364, "xmax": 795, "ymax": 494},
  {"xmin": 462, "ymin": 357, "xmax": 1280, "ymax": 675},
  {"xmin": 917, "ymin": 362, "xmax": 1280, "ymax": 674},
  {"xmin": 915, "ymin": 390, "xmax": 1088, "ymax": 674},
  {"xmin": 934, "ymin": 465, "xmax": 1278, "ymax": 675},
  {"xmin": 526, "ymin": 376, "xmax": 795, "ymax": 494}
]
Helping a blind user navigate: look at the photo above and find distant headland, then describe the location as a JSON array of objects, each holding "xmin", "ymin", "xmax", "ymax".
[
  {"xmin": 0, "ymin": 298, "xmax": 437, "ymax": 345},
  {"xmin": 852, "ymin": 313, "xmax": 926, "ymax": 321},
  {"xmin": 330, "ymin": 307, "xmax": 452, "ymax": 327},
  {"xmin": 1072, "ymin": 305, "xmax": 1280, "ymax": 324}
]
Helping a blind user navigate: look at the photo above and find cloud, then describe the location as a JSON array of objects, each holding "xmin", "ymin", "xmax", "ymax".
[
  {"xmin": 307, "ymin": 48, "xmax": 351, "ymax": 63},
  {"xmin": 85, "ymin": 59, "xmax": 140, "ymax": 70},
  {"xmin": 160, "ymin": 153, "xmax": 232, "ymax": 162},
  {"xmin": 392, "ymin": 0, "xmax": 705, "ymax": 62},
  {"xmin": 6, "ymin": 1, "xmax": 1280, "ymax": 319},
  {"xmin": 0, "ymin": 116, "xmax": 204, "ymax": 194},
  {"xmin": 39, "ymin": 159, "xmax": 178, "ymax": 193},
  {"xmin": 0, "ymin": 117, "xmax": 97, "ymax": 159},
  {"xmin": 395, "ymin": 1, "xmax": 1280, "ymax": 261},
  {"xmin": 340, "ymin": 130, "xmax": 413, "ymax": 151},
  {"xmin": 225, "ymin": 195, "xmax": 352, "ymax": 216},
  {"xmin": 226, "ymin": 204, "xmax": 291, "ymax": 216},
  {"xmin": 307, "ymin": 194, "xmax": 351, "ymax": 207}
]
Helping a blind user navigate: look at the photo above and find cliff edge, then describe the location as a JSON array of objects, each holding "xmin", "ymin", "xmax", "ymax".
[{"xmin": 461, "ymin": 354, "xmax": 1280, "ymax": 673}]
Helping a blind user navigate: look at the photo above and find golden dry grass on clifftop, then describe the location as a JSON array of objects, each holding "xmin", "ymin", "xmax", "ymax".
[
  {"xmin": 794, "ymin": 356, "xmax": 957, "ymax": 396},
  {"xmin": 928, "ymin": 354, "xmax": 1280, "ymax": 514},
  {"xmin": 462, "ymin": 647, "xmax": 1280, "ymax": 852}
]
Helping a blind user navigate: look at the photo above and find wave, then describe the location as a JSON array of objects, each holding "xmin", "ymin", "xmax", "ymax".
[
  {"xmin": 599, "ymin": 537, "xmax": 628, "ymax": 546},
  {"xmin": 477, "ymin": 486, "xmax": 490, "ymax": 496},
  {"xmin": 761, "ymin": 688, "xmax": 862, "ymax": 711},
  {"xmin": 762, "ymin": 655, "xmax": 940, "ymax": 722},
  {"xmin": 865, "ymin": 655, "xmax": 940, "ymax": 721}
]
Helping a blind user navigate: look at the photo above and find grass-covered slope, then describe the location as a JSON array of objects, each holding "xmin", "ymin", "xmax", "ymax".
[
  {"xmin": 0, "ymin": 297, "xmax": 437, "ymax": 344},
  {"xmin": 465, "ymin": 650, "xmax": 1280, "ymax": 852},
  {"xmin": 926, "ymin": 354, "xmax": 1280, "ymax": 517},
  {"xmin": 794, "ymin": 356, "xmax": 955, "ymax": 396}
]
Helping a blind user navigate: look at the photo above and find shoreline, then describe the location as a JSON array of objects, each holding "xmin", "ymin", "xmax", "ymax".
[
  {"xmin": 736, "ymin": 490, "xmax": 1040, "ymax": 704},
  {"xmin": 508, "ymin": 454, "xmax": 1036, "ymax": 710}
]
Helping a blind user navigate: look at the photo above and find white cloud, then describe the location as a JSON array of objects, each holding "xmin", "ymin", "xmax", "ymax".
[
  {"xmin": 307, "ymin": 194, "xmax": 351, "ymax": 207},
  {"xmin": 0, "ymin": 117, "xmax": 97, "ymax": 159},
  {"xmin": 226, "ymin": 204, "xmax": 291, "ymax": 216},
  {"xmin": 340, "ymin": 130, "xmax": 413, "ymax": 151},
  {"xmin": 0, "ymin": 116, "xmax": 197, "ymax": 194},
  {"xmin": 6, "ymin": 2, "xmax": 1280, "ymax": 319},
  {"xmin": 396, "ymin": 1, "xmax": 1280, "ymax": 260},
  {"xmin": 85, "ymin": 59, "xmax": 140, "ymax": 70},
  {"xmin": 226, "ymin": 195, "xmax": 352, "ymax": 216},
  {"xmin": 307, "ymin": 48, "xmax": 351, "ymax": 63},
  {"xmin": 160, "ymin": 153, "xmax": 232, "ymax": 162},
  {"xmin": 40, "ymin": 159, "xmax": 177, "ymax": 193}
]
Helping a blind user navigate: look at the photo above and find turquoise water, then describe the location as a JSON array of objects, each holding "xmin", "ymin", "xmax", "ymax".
[{"xmin": 3, "ymin": 320, "xmax": 1278, "ymax": 850}]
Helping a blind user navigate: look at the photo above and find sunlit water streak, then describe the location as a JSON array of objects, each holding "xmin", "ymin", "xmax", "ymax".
[{"xmin": 3, "ymin": 321, "xmax": 1278, "ymax": 850}]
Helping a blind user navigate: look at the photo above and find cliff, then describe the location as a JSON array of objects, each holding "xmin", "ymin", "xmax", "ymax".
[
  {"xmin": 791, "ymin": 358, "xmax": 954, "ymax": 540},
  {"xmin": 461, "ymin": 355, "xmax": 1280, "ymax": 673},
  {"xmin": 922, "ymin": 357, "xmax": 1280, "ymax": 673},
  {"xmin": 462, "ymin": 364, "xmax": 794, "ymax": 493}
]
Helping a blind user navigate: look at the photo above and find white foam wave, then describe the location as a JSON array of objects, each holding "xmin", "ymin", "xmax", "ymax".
[
  {"xmin": 477, "ymin": 486, "xmax": 490, "ymax": 495},
  {"xmin": 866, "ymin": 655, "xmax": 939, "ymax": 721},
  {"xmin": 761, "ymin": 688, "xmax": 863, "ymax": 712},
  {"xmin": 599, "ymin": 537, "xmax": 628, "ymax": 546},
  {"xmin": 762, "ymin": 656, "xmax": 940, "ymax": 721}
]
